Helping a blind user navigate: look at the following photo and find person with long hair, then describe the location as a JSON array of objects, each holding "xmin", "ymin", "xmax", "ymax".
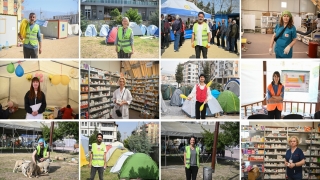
[
  {"xmin": 266, "ymin": 71, "xmax": 284, "ymax": 119},
  {"xmin": 112, "ymin": 77, "xmax": 132, "ymax": 119},
  {"xmin": 184, "ymin": 136, "xmax": 200, "ymax": 180},
  {"xmin": 269, "ymin": 10, "xmax": 297, "ymax": 58},
  {"xmin": 285, "ymin": 136, "xmax": 305, "ymax": 180},
  {"xmin": 24, "ymin": 77, "xmax": 47, "ymax": 119}
]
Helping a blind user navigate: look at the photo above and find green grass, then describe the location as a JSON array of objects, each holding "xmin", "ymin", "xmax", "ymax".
[{"xmin": 81, "ymin": 166, "xmax": 119, "ymax": 180}]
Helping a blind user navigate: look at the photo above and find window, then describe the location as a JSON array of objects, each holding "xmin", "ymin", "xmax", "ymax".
[
  {"xmin": 81, "ymin": 130, "xmax": 84, "ymax": 134},
  {"xmin": 90, "ymin": 122, "xmax": 93, "ymax": 126},
  {"xmin": 85, "ymin": 130, "xmax": 87, "ymax": 134},
  {"xmin": 101, "ymin": 131, "xmax": 113, "ymax": 135},
  {"xmin": 85, "ymin": 9, "xmax": 91, "ymax": 19},
  {"xmin": 90, "ymin": 130, "xmax": 93, "ymax": 135},
  {"xmin": 85, "ymin": 122, "xmax": 87, "ymax": 126},
  {"xmin": 101, "ymin": 123, "xmax": 114, "ymax": 127}
]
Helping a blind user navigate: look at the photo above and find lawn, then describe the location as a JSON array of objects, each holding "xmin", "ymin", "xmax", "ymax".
[
  {"xmin": 81, "ymin": 36, "xmax": 159, "ymax": 58},
  {"xmin": 81, "ymin": 166, "xmax": 119, "ymax": 180}
]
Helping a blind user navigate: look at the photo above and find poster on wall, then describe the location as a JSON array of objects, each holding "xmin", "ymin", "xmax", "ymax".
[{"xmin": 281, "ymin": 70, "xmax": 310, "ymax": 92}]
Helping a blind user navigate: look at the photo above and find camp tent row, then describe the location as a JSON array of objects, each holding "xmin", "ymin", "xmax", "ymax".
[
  {"xmin": 80, "ymin": 134, "xmax": 159, "ymax": 179},
  {"xmin": 0, "ymin": 61, "xmax": 79, "ymax": 119},
  {"xmin": 85, "ymin": 23, "xmax": 159, "ymax": 37}
]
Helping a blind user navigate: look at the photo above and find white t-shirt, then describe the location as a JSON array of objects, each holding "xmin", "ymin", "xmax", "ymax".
[
  {"xmin": 193, "ymin": 23, "xmax": 211, "ymax": 46},
  {"xmin": 93, "ymin": 143, "xmax": 106, "ymax": 167}
]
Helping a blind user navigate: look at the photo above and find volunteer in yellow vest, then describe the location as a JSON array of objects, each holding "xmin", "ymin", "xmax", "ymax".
[
  {"xmin": 32, "ymin": 138, "xmax": 50, "ymax": 163},
  {"xmin": 115, "ymin": 17, "xmax": 134, "ymax": 59},
  {"xmin": 89, "ymin": 133, "xmax": 106, "ymax": 180},
  {"xmin": 184, "ymin": 136, "xmax": 200, "ymax": 180},
  {"xmin": 191, "ymin": 12, "xmax": 211, "ymax": 59},
  {"xmin": 18, "ymin": 13, "xmax": 42, "ymax": 59},
  {"xmin": 267, "ymin": 71, "xmax": 284, "ymax": 119}
]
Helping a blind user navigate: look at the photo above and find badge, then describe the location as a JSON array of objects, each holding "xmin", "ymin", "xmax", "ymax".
[
  {"xmin": 285, "ymin": 33, "xmax": 289, "ymax": 37},
  {"xmin": 289, "ymin": 159, "xmax": 293, "ymax": 163}
]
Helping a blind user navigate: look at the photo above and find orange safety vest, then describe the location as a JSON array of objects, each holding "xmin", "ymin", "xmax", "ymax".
[{"xmin": 267, "ymin": 84, "xmax": 283, "ymax": 111}]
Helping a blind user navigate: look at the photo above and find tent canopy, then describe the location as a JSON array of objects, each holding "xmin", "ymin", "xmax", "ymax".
[
  {"xmin": 0, "ymin": 61, "xmax": 79, "ymax": 114},
  {"xmin": 99, "ymin": 24, "xmax": 109, "ymax": 37},
  {"xmin": 110, "ymin": 151, "xmax": 134, "ymax": 173},
  {"xmin": 170, "ymin": 89, "xmax": 183, "ymax": 106},
  {"xmin": 85, "ymin": 24, "xmax": 97, "ymax": 37},
  {"xmin": 182, "ymin": 96, "xmax": 223, "ymax": 118},
  {"xmin": 129, "ymin": 22, "xmax": 143, "ymax": 36},
  {"xmin": 161, "ymin": 0, "xmax": 211, "ymax": 19},
  {"xmin": 161, "ymin": 122, "xmax": 222, "ymax": 138},
  {"xmin": 0, "ymin": 122, "xmax": 42, "ymax": 131},
  {"xmin": 107, "ymin": 148, "xmax": 129, "ymax": 166},
  {"xmin": 217, "ymin": 90, "xmax": 240, "ymax": 113}
]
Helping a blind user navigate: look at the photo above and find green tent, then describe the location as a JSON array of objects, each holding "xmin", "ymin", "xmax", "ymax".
[
  {"xmin": 180, "ymin": 86, "xmax": 192, "ymax": 96},
  {"xmin": 217, "ymin": 90, "xmax": 239, "ymax": 113},
  {"xmin": 161, "ymin": 84, "xmax": 176, "ymax": 100},
  {"xmin": 119, "ymin": 153, "xmax": 159, "ymax": 180}
]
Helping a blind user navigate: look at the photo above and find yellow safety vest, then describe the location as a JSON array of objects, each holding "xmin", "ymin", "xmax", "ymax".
[
  {"xmin": 37, "ymin": 145, "xmax": 48, "ymax": 157},
  {"xmin": 24, "ymin": 23, "xmax": 39, "ymax": 46},
  {"xmin": 91, "ymin": 143, "xmax": 105, "ymax": 167},
  {"xmin": 117, "ymin": 27, "xmax": 133, "ymax": 53},
  {"xmin": 185, "ymin": 146, "xmax": 200, "ymax": 169},
  {"xmin": 194, "ymin": 22, "xmax": 209, "ymax": 46}
]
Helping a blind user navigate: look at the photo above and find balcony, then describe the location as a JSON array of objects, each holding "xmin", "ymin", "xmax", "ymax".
[{"xmin": 82, "ymin": 0, "xmax": 158, "ymax": 6}]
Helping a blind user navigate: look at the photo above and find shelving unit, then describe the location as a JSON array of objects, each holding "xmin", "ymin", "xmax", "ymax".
[{"xmin": 241, "ymin": 125, "xmax": 320, "ymax": 179}]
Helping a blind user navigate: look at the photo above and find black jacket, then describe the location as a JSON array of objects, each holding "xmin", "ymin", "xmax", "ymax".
[{"xmin": 24, "ymin": 91, "xmax": 47, "ymax": 114}]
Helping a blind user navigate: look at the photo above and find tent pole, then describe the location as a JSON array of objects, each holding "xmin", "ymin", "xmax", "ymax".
[
  {"xmin": 0, "ymin": 61, "xmax": 26, "ymax": 68},
  {"xmin": 51, "ymin": 60, "xmax": 79, "ymax": 69},
  {"xmin": 67, "ymin": 83, "xmax": 70, "ymax": 104},
  {"xmin": 0, "ymin": 76, "xmax": 10, "ymax": 78}
]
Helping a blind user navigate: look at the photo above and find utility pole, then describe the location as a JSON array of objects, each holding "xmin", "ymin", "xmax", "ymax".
[
  {"xmin": 49, "ymin": 121, "xmax": 54, "ymax": 151},
  {"xmin": 211, "ymin": 121, "xmax": 219, "ymax": 172}
]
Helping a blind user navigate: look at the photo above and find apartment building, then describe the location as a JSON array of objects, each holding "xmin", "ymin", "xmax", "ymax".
[
  {"xmin": 0, "ymin": 0, "xmax": 24, "ymax": 20},
  {"xmin": 80, "ymin": 121, "xmax": 118, "ymax": 144}
]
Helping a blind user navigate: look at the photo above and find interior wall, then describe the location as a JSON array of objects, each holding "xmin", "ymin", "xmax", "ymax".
[
  {"xmin": 0, "ymin": 77, "xmax": 10, "ymax": 106},
  {"xmin": 248, "ymin": 121, "xmax": 314, "ymax": 128},
  {"xmin": 68, "ymin": 78, "xmax": 79, "ymax": 114},
  {"xmin": 242, "ymin": 0, "xmax": 316, "ymax": 28},
  {"xmin": 83, "ymin": 61, "xmax": 121, "ymax": 72}
]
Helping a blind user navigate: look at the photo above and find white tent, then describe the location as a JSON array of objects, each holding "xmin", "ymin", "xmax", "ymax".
[
  {"xmin": 160, "ymin": 91, "xmax": 168, "ymax": 114},
  {"xmin": 140, "ymin": 24, "xmax": 147, "ymax": 35},
  {"xmin": 0, "ymin": 61, "xmax": 79, "ymax": 118},
  {"xmin": 129, "ymin": 22, "xmax": 143, "ymax": 36},
  {"xmin": 110, "ymin": 152, "xmax": 134, "ymax": 173},
  {"xmin": 182, "ymin": 96, "xmax": 223, "ymax": 118},
  {"xmin": 111, "ymin": 141, "xmax": 124, "ymax": 148},
  {"xmin": 99, "ymin": 24, "xmax": 109, "ymax": 37},
  {"xmin": 147, "ymin": 25, "xmax": 158, "ymax": 36},
  {"xmin": 80, "ymin": 134, "xmax": 89, "ymax": 156},
  {"xmin": 85, "ymin": 24, "xmax": 97, "ymax": 37},
  {"xmin": 72, "ymin": 24, "xmax": 79, "ymax": 35},
  {"xmin": 68, "ymin": 24, "xmax": 73, "ymax": 35},
  {"xmin": 106, "ymin": 146, "xmax": 118, "ymax": 162}
]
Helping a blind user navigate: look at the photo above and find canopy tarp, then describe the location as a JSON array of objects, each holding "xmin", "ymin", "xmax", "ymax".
[
  {"xmin": 161, "ymin": 0, "xmax": 211, "ymax": 19},
  {"xmin": 0, "ymin": 122, "xmax": 42, "ymax": 131}
]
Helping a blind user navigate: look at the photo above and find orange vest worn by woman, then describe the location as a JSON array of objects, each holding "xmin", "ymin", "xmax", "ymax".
[{"xmin": 267, "ymin": 84, "xmax": 283, "ymax": 111}]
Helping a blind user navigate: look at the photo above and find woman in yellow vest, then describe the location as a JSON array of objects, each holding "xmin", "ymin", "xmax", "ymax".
[
  {"xmin": 89, "ymin": 133, "xmax": 106, "ymax": 180},
  {"xmin": 115, "ymin": 17, "xmax": 134, "ymax": 58},
  {"xmin": 184, "ymin": 136, "xmax": 200, "ymax": 180},
  {"xmin": 32, "ymin": 138, "xmax": 50, "ymax": 163},
  {"xmin": 267, "ymin": 71, "xmax": 284, "ymax": 119}
]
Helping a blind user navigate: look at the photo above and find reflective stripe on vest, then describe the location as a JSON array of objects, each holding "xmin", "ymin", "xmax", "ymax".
[
  {"xmin": 185, "ymin": 146, "xmax": 200, "ymax": 169},
  {"xmin": 37, "ymin": 145, "xmax": 48, "ymax": 157},
  {"xmin": 24, "ymin": 24, "xmax": 39, "ymax": 46},
  {"xmin": 117, "ymin": 27, "xmax": 132, "ymax": 53},
  {"xmin": 194, "ymin": 22, "xmax": 208, "ymax": 46},
  {"xmin": 267, "ymin": 84, "xmax": 283, "ymax": 111},
  {"xmin": 196, "ymin": 84, "xmax": 207, "ymax": 103},
  {"xmin": 91, "ymin": 143, "xmax": 105, "ymax": 167}
]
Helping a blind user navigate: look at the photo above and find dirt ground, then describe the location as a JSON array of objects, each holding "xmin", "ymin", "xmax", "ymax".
[
  {"xmin": 161, "ymin": 39, "xmax": 239, "ymax": 59},
  {"xmin": 0, "ymin": 36, "xmax": 79, "ymax": 58},
  {"xmin": 161, "ymin": 156, "xmax": 239, "ymax": 180},
  {"xmin": 0, "ymin": 152, "xmax": 79, "ymax": 180},
  {"xmin": 81, "ymin": 36, "xmax": 159, "ymax": 58},
  {"xmin": 161, "ymin": 100, "xmax": 239, "ymax": 119}
]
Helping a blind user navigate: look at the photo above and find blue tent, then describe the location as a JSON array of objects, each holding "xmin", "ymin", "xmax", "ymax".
[
  {"xmin": 140, "ymin": 24, "xmax": 147, "ymax": 35},
  {"xmin": 161, "ymin": 0, "xmax": 211, "ymax": 19},
  {"xmin": 154, "ymin": 28, "xmax": 159, "ymax": 37},
  {"xmin": 99, "ymin": 24, "xmax": 109, "ymax": 37},
  {"xmin": 211, "ymin": 89, "xmax": 220, "ymax": 99},
  {"xmin": 85, "ymin": 24, "xmax": 97, "ymax": 37}
]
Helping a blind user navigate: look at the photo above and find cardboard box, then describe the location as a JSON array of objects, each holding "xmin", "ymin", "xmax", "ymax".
[
  {"xmin": 262, "ymin": 12, "xmax": 270, "ymax": 16},
  {"xmin": 248, "ymin": 167, "xmax": 260, "ymax": 180},
  {"xmin": 267, "ymin": 28, "xmax": 273, "ymax": 34}
]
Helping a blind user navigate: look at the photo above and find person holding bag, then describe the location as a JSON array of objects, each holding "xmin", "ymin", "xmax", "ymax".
[
  {"xmin": 112, "ymin": 77, "xmax": 132, "ymax": 119},
  {"xmin": 269, "ymin": 10, "xmax": 297, "ymax": 58}
]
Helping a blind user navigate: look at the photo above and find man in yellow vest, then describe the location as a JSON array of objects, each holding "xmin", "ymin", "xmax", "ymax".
[
  {"xmin": 89, "ymin": 133, "xmax": 106, "ymax": 180},
  {"xmin": 191, "ymin": 12, "xmax": 211, "ymax": 59},
  {"xmin": 184, "ymin": 136, "xmax": 200, "ymax": 180},
  {"xmin": 115, "ymin": 17, "xmax": 134, "ymax": 58},
  {"xmin": 18, "ymin": 13, "xmax": 42, "ymax": 58},
  {"xmin": 32, "ymin": 138, "xmax": 50, "ymax": 163}
]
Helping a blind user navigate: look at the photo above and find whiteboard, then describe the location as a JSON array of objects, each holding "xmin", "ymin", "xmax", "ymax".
[{"xmin": 242, "ymin": 14, "xmax": 255, "ymax": 31}]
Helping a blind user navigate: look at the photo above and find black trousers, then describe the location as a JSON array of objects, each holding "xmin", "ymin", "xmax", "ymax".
[
  {"xmin": 0, "ymin": 108, "xmax": 10, "ymax": 119},
  {"xmin": 211, "ymin": 30, "xmax": 216, "ymax": 44},
  {"xmin": 185, "ymin": 166, "xmax": 199, "ymax": 180},
  {"xmin": 179, "ymin": 33, "xmax": 185, "ymax": 47},
  {"xmin": 163, "ymin": 33, "xmax": 169, "ymax": 48},
  {"xmin": 195, "ymin": 101, "xmax": 206, "ymax": 119},
  {"xmin": 234, "ymin": 36, "xmax": 238, "ymax": 53},
  {"xmin": 117, "ymin": 50, "xmax": 131, "ymax": 58},
  {"xmin": 216, "ymin": 35, "xmax": 221, "ymax": 46},
  {"xmin": 23, "ymin": 46, "xmax": 38, "ymax": 58},
  {"xmin": 268, "ymin": 107, "xmax": 282, "ymax": 119},
  {"xmin": 161, "ymin": 33, "xmax": 165, "ymax": 48},
  {"xmin": 221, "ymin": 33, "xmax": 226, "ymax": 48},
  {"xmin": 195, "ymin": 46, "xmax": 208, "ymax": 59},
  {"xmin": 90, "ymin": 166, "xmax": 104, "ymax": 180}
]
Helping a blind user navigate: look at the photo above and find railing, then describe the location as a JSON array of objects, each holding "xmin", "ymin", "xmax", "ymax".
[
  {"xmin": 82, "ymin": 0, "xmax": 158, "ymax": 6},
  {"xmin": 241, "ymin": 100, "xmax": 264, "ymax": 117}
]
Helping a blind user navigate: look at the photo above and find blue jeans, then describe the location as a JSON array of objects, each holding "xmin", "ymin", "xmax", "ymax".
[
  {"xmin": 225, "ymin": 35, "xmax": 229, "ymax": 50},
  {"xmin": 174, "ymin": 33, "xmax": 180, "ymax": 51},
  {"xmin": 230, "ymin": 37, "xmax": 235, "ymax": 52},
  {"xmin": 221, "ymin": 33, "xmax": 226, "ymax": 48}
]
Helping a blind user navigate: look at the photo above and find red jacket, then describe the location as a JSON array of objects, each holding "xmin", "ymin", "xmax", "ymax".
[{"xmin": 61, "ymin": 107, "xmax": 73, "ymax": 119}]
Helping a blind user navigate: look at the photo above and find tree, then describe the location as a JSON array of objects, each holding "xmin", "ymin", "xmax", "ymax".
[
  {"xmin": 110, "ymin": 8, "xmax": 120, "ymax": 20},
  {"xmin": 210, "ymin": 0, "xmax": 215, "ymax": 15},
  {"xmin": 210, "ymin": 82, "xmax": 223, "ymax": 91},
  {"xmin": 220, "ymin": 122, "xmax": 239, "ymax": 147},
  {"xmin": 80, "ymin": 11, "xmax": 88, "ymax": 32},
  {"xmin": 204, "ymin": 2, "xmax": 211, "ymax": 13},
  {"xmin": 202, "ymin": 61, "xmax": 211, "ymax": 84},
  {"xmin": 175, "ymin": 63, "xmax": 184, "ymax": 87},
  {"xmin": 123, "ymin": 137, "xmax": 130, "ymax": 149},
  {"xmin": 124, "ymin": 8, "xmax": 142, "ymax": 24},
  {"xmin": 149, "ymin": 11, "xmax": 159, "ymax": 27},
  {"xmin": 89, "ymin": 125, "xmax": 99, "ymax": 145},
  {"xmin": 127, "ymin": 123, "xmax": 152, "ymax": 154},
  {"xmin": 197, "ymin": 1, "xmax": 204, "ymax": 11},
  {"xmin": 117, "ymin": 131, "xmax": 121, "ymax": 141},
  {"xmin": 57, "ymin": 122, "xmax": 79, "ymax": 142},
  {"xmin": 40, "ymin": 123, "xmax": 63, "ymax": 143}
]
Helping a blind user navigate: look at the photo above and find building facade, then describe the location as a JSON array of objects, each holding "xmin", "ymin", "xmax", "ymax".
[
  {"xmin": 182, "ymin": 61, "xmax": 198, "ymax": 85},
  {"xmin": 80, "ymin": 121, "xmax": 118, "ymax": 144},
  {"xmin": 81, "ymin": 0, "xmax": 158, "ymax": 20},
  {"xmin": 213, "ymin": 61, "xmax": 239, "ymax": 84},
  {"xmin": 137, "ymin": 122, "xmax": 159, "ymax": 144},
  {"xmin": 53, "ymin": 14, "xmax": 79, "ymax": 24},
  {"xmin": 0, "ymin": 0, "xmax": 24, "ymax": 20}
]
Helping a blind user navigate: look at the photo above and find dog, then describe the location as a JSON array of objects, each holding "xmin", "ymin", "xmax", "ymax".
[
  {"xmin": 26, "ymin": 161, "xmax": 39, "ymax": 178},
  {"xmin": 13, "ymin": 159, "xmax": 25, "ymax": 173},
  {"xmin": 38, "ymin": 161, "xmax": 50, "ymax": 174},
  {"xmin": 21, "ymin": 161, "xmax": 30, "ymax": 177}
]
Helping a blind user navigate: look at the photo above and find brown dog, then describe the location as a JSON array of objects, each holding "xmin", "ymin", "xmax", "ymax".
[{"xmin": 26, "ymin": 162, "xmax": 40, "ymax": 178}]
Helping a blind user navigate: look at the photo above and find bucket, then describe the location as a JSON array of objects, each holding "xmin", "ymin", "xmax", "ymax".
[{"xmin": 203, "ymin": 167, "xmax": 213, "ymax": 180}]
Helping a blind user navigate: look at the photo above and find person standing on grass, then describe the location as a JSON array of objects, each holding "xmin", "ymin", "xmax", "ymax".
[
  {"xmin": 89, "ymin": 133, "xmax": 106, "ymax": 180},
  {"xmin": 18, "ymin": 13, "xmax": 42, "ymax": 58},
  {"xmin": 115, "ymin": 17, "xmax": 134, "ymax": 58},
  {"xmin": 184, "ymin": 136, "xmax": 200, "ymax": 180},
  {"xmin": 191, "ymin": 12, "xmax": 211, "ymax": 59}
]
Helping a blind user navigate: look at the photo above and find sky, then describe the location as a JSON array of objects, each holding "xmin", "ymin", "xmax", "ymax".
[
  {"xmin": 23, "ymin": 0, "xmax": 79, "ymax": 19},
  {"xmin": 116, "ymin": 121, "xmax": 157, "ymax": 140},
  {"xmin": 161, "ymin": 61, "xmax": 185, "ymax": 74}
]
